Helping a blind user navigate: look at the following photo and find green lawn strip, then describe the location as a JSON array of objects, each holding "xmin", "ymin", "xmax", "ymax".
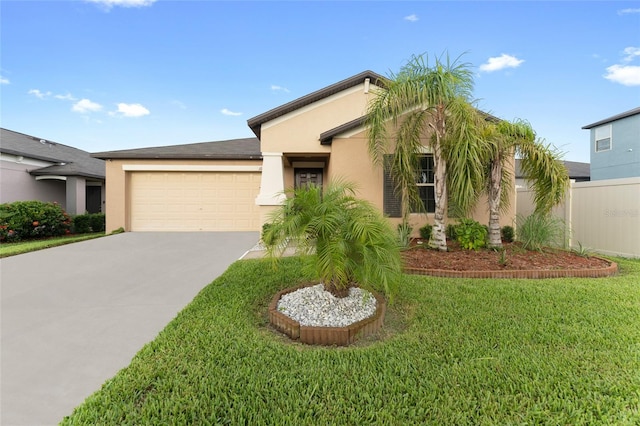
[
  {"xmin": 0, "ymin": 233, "xmax": 105, "ymax": 258},
  {"xmin": 62, "ymin": 257, "xmax": 640, "ymax": 425}
]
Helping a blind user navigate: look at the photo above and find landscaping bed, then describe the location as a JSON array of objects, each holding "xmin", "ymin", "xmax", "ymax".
[{"xmin": 402, "ymin": 240, "xmax": 616, "ymax": 278}]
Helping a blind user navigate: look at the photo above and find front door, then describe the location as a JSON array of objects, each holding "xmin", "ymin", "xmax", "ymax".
[{"xmin": 295, "ymin": 168, "xmax": 323, "ymax": 189}]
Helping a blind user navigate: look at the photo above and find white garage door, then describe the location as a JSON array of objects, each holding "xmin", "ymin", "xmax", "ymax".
[{"xmin": 130, "ymin": 172, "xmax": 261, "ymax": 231}]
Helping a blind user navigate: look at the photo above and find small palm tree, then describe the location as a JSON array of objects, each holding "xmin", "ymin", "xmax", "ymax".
[
  {"xmin": 263, "ymin": 181, "xmax": 402, "ymax": 299},
  {"xmin": 479, "ymin": 119, "xmax": 569, "ymax": 248},
  {"xmin": 366, "ymin": 52, "xmax": 479, "ymax": 251}
]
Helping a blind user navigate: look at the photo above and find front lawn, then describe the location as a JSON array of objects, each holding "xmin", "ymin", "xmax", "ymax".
[
  {"xmin": 63, "ymin": 257, "xmax": 640, "ymax": 425},
  {"xmin": 0, "ymin": 233, "xmax": 105, "ymax": 258}
]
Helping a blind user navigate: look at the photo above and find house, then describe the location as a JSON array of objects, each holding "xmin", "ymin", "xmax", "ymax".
[
  {"xmin": 515, "ymin": 159, "xmax": 590, "ymax": 189},
  {"xmin": 94, "ymin": 71, "xmax": 515, "ymax": 234},
  {"xmin": 582, "ymin": 106, "xmax": 640, "ymax": 181},
  {"xmin": 0, "ymin": 128, "xmax": 106, "ymax": 214}
]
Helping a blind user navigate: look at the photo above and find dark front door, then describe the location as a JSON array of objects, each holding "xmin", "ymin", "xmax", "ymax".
[
  {"xmin": 295, "ymin": 168, "xmax": 323, "ymax": 189},
  {"xmin": 86, "ymin": 186, "xmax": 102, "ymax": 213}
]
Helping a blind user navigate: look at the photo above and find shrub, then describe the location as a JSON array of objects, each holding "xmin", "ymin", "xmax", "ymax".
[
  {"xmin": 90, "ymin": 213, "xmax": 105, "ymax": 232},
  {"xmin": 397, "ymin": 221, "xmax": 412, "ymax": 248},
  {"xmin": 455, "ymin": 218, "xmax": 487, "ymax": 251},
  {"xmin": 501, "ymin": 226, "xmax": 515, "ymax": 243},
  {"xmin": 72, "ymin": 213, "xmax": 105, "ymax": 234},
  {"xmin": 261, "ymin": 222, "xmax": 276, "ymax": 246},
  {"xmin": 516, "ymin": 213, "xmax": 565, "ymax": 251},
  {"xmin": 265, "ymin": 181, "xmax": 402, "ymax": 299},
  {"xmin": 0, "ymin": 201, "xmax": 71, "ymax": 242},
  {"xmin": 419, "ymin": 224, "xmax": 432, "ymax": 240}
]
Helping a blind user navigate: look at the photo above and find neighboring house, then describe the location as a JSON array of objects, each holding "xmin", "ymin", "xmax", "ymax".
[
  {"xmin": 94, "ymin": 71, "xmax": 515, "ymax": 233},
  {"xmin": 582, "ymin": 106, "xmax": 640, "ymax": 181},
  {"xmin": 515, "ymin": 159, "xmax": 590, "ymax": 189},
  {"xmin": 0, "ymin": 128, "xmax": 106, "ymax": 214}
]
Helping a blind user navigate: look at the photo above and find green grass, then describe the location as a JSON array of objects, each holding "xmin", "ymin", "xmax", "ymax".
[
  {"xmin": 0, "ymin": 233, "xmax": 105, "ymax": 258},
  {"xmin": 63, "ymin": 257, "xmax": 640, "ymax": 425}
]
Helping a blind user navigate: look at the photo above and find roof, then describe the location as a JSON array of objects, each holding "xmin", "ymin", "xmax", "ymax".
[
  {"xmin": 1, "ymin": 128, "xmax": 105, "ymax": 179},
  {"xmin": 247, "ymin": 70, "xmax": 386, "ymax": 139},
  {"xmin": 515, "ymin": 159, "xmax": 590, "ymax": 180},
  {"xmin": 582, "ymin": 106, "xmax": 640, "ymax": 129},
  {"xmin": 92, "ymin": 137, "xmax": 261, "ymax": 160}
]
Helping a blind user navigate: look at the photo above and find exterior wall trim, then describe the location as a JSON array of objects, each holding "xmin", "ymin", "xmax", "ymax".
[
  {"xmin": 122, "ymin": 164, "xmax": 262, "ymax": 172},
  {"xmin": 35, "ymin": 175, "xmax": 67, "ymax": 181}
]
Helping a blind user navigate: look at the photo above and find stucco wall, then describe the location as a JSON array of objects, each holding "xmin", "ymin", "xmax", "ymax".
[{"xmin": 1, "ymin": 159, "xmax": 67, "ymax": 208}]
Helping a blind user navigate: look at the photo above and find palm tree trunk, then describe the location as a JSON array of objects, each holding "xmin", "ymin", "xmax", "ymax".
[
  {"xmin": 487, "ymin": 160, "xmax": 503, "ymax": 249},
  {"xmin": 430, "ymin": 141, "xmax": 448, "ymax": 251}
]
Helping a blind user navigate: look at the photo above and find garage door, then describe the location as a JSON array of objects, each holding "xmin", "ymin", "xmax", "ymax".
[{"xmin": 130, "ymin": 172, "xmax": 261, "ymax": 231}]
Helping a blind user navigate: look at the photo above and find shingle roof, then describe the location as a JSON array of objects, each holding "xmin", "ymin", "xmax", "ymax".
[
  {"xmin": 1, "ymin": 128, "xmax": 105, "ymax": 179},
  {"xmin": 247, "ymin": 70, "xmax": 386, "ymax": 139},
  {"xmin": 582, "ymin": 106, "xmax": 640, "ymax": 129},
  {"xmin": 92, "ymin": 137, "xmax": 261, "ymax": 160},
  {"xmin": 515, "ymin": 159, "xmax": 590, "ymax": 180}
]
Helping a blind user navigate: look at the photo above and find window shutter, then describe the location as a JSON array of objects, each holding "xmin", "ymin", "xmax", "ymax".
[{"xmin": 383, "ymin": 156, "xmax": 402, "ymax": 218}]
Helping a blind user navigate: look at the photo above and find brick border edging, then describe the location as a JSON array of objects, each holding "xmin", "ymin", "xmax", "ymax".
[
  {"xmin": 403, "ymin": 256, "xmax": 618, "ymax": 279},
  {"xmin": 268, "ymin": 283, "xmax": 386, "ymax": 346}
]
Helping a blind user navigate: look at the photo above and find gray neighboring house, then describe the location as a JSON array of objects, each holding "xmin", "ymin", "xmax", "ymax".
[
  {"xmin": 0, "ymin": 128, "xmax": 105, "ymax": 214},
  {"xmin": 515, "ymin": 159, "xmax": 590, "ymax": 189},
  {"xmin": 582, "ymin": 106, "xmax": 640, "ymax": 181}
]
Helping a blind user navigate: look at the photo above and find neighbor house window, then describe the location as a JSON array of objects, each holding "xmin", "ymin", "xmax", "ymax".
[
  {"xmin": 413, "ymin": 155, "xmax": 435, "ymax": 213},
  {"xmin": 595, "ymin": 125, "xmax": 612, "ymax": 152}
]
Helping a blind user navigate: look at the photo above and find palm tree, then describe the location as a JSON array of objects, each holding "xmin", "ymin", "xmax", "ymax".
[
  {"xmin": 366, "ymin": 52, "xmax": 480, "ymax": 251},
  {"xmin": 480, "ymin": 119, "xmax": 569, "ymax": 248},
  {"xmin": 263, "ymin": 180, "xmax": 402, "ymax": 299}
]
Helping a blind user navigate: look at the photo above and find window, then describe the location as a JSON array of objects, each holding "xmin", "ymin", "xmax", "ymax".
[
  {"xmin": 413, "ymin": 155, "xmax": 435, "ymax": 213},
  {"xmin": 382, "ymin": 154, "xmax": 435, "ymax": 216},
  {"xmin": 595, "ymin": 125, "xmax": 612, "ymax": 152}
]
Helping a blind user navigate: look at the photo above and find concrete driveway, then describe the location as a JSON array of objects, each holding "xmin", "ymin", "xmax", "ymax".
[{"xmin": 1, "ymin": 232, "xmax": 259, "ymax": 426}]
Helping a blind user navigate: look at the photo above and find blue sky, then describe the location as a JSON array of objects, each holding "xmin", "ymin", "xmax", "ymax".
[{"xmin": 2, "ymin": 0, "xmax": 639, "ymax": 162}]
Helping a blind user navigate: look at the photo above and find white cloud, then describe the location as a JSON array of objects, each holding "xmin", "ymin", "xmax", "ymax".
[
  {"xmin": 404, "ymin": 14, "xmax": 419, "ymax": 22},
  {"xmin": 28, "ymin": 89, "xmax": 52, "ymax": 99},
  {"xmin": 0, "ymin": 76, "xmax": 9, "ymax": 85},
  {"xmin": 603, "ymin": 46, "xmax": 640, "ymax": 86},
  {"xmin": 622, "ymin": 46, "xmax": 640, "ymax": 62},
  {"xmin": 86, "ymin": 0, "xmax": 156, "ymax": 10},
  {"xmin": 220, "ymin": 108, "xmax": 242, "ymax": 116},
  {"xmin": 479, "ymin": 54, "xmax": 525, "ymax": 72},
  {"xmin": 604, "ymin": 64, "xmax": 640, "ymax": 86},
  {"xmin": 170, "ymin": 100, "xmax": 187, "ymax": 110},
  {"xmin": 112, "ymin": 103, "xmax": 150, "ymax": 117},
  {"xmin": 271, "ymin": 85, "xmax": 290, "ymax": 93},
  {"xmin": 55, "ymin": 93, "xmax": 77, "ymax": 101},
  {"xmin": 72, "ymin": 98, "xmax": 103, "ymax": 113},
  {"xmin": 618, "ymin": 8, "xmax": 640, "ymax": 15}
]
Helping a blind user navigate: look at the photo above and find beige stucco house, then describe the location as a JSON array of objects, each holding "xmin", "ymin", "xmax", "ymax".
[{"xmin": 93, "ymin": 71, "xmax": 515, "ymax": 234}]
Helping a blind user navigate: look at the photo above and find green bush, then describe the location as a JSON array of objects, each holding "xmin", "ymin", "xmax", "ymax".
[
  {"xmin": 72, "ymin": 213, "xmax": 105, "ymax": 234},
  {"xmin": 0, "ymin": 201, "xmax": 71, "ymax": 242},
  {"xmin": 501, "ymin": 226, "xmax": 515, "ymax": 243},
  {"xmin": 90, "ymin": 213, "xmax": 105, "ymax": 232},
  {"xmin": 397, "ymin": 221, "xmax": 413, "ymax": 248},
  {"xmin": 419, "ymin": 224, "xmax": 432, "ymax": 240},
  {"xmin": 516, "ymin": 213, "xmax": 565, "ymax": 251},
  {"xmin": 455, "ymin": 218, "xmax": 487, "ymax": 251}
]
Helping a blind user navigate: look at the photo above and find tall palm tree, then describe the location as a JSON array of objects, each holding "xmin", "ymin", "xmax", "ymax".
[
  {"xmin": 480, "ymin": 119, "xmax": 569, "ymax": 248},
  {"xmin": 366, "ymin": 52, "xmax": 480, "ymax": 251}
]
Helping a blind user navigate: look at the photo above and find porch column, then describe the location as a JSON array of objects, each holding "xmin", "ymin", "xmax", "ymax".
[
  {"xmin": 65, "ymin": 176, "xmax": 86, "ymax": 215},
  {"xmin": 256, "ymin": 152, "xmax": 286, "ymax": 227},
  {"xmin": 256, "ymin": 152, "xmax": 286, "ymax": 206}
]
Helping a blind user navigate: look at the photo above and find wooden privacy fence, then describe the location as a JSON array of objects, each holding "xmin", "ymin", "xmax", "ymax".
[{"xmin": 516, "ymin": 177, "xmax": 640, "ymax": 258}]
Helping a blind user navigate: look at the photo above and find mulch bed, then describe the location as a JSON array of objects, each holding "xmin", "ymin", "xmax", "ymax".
[{"xmin": 402, "ymin": 240, "xmax": 611, "ymax": 272}]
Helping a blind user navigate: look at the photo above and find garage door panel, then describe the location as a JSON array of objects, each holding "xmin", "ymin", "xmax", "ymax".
[{"xmin": 130, "ymin": 172, "xmax": 260, "ymax": 232}]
